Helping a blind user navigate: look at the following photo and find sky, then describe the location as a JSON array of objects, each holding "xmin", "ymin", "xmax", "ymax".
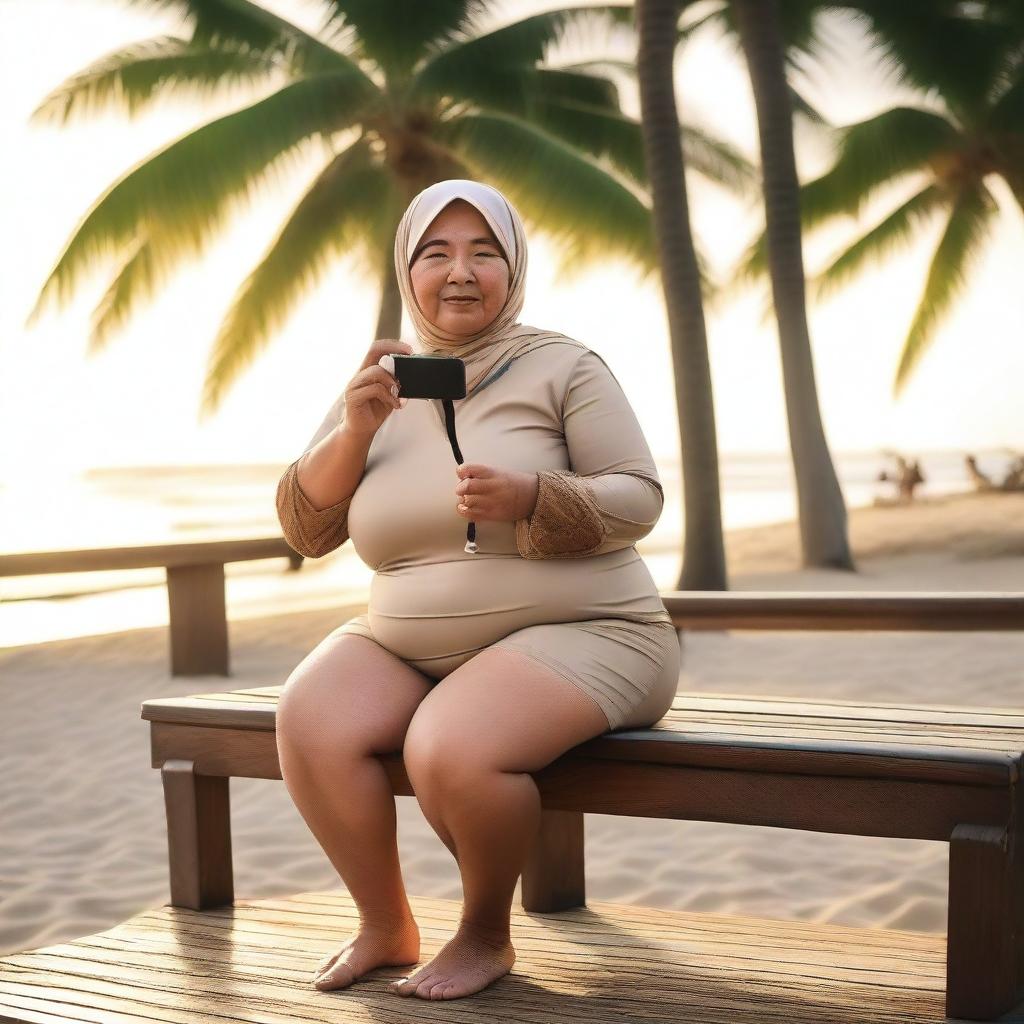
[{"xmin": 2, "ymin": 0, "xmax": 1022, "ymax": 484}]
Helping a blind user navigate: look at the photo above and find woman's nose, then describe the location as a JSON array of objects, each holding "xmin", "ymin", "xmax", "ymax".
[{"xmin": 447, "ymin": 261, "xmax": 475, "ymax": 282}]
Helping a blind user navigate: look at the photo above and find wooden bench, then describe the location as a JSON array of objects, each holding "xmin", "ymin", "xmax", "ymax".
[
  {"xmin": 0, "ymin": 537, "xmax": 300, "ymax": 675},
  {"xmin": 129, "ymin": 592, "xmax": 1024, "ymax": 1020},
  {"xmin": 2, "ymin": 592, "xmax": 1018, "ymax": 1023}
]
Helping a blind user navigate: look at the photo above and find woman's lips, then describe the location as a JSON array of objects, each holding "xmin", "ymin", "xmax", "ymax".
[{"xmin": 444, "ymin": 298, "xmax": 477, "ymax": 304}]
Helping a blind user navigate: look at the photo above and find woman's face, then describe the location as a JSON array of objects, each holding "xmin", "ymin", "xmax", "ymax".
[{"xmin": 409, "ymin": 199, "xmax": 510, "ymax": 335}]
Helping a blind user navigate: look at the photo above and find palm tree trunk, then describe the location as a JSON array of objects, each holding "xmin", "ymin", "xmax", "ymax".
[
  {"xmin": 733, "ymin": 0, "xmax": 854, "ymax": 570},
  {"xmin": 636, "ymin": 0, "xmax": 727, "ymax": 590},
  {"xmin": 374, "ymin": 237, "xmax": 403, "ymax": 340}
]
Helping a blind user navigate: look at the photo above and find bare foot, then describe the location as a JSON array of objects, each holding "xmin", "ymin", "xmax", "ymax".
[
  {"xmin": 313, "ymin": 916, "xmax": 421, "ymax": 991},
  {"xmin": 387, "ymin": 922, "xmax": 516, "ymax": 1000}
]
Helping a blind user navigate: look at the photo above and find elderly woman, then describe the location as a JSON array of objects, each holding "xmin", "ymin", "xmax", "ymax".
[{"xmin": 275, "ymin": 178, "xmax": 679, "ymax": 1001}]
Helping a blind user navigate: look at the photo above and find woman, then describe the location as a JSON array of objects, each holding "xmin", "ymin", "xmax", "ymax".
[{"xmin": 275, "ymin": 179, "xmax": 679, "ymax": 1001}]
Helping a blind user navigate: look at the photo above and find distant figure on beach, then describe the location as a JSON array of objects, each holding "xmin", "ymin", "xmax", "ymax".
[
  {"xmin": 965, "ymin": 454, "xmax": 995, "ymax": 491},
  {"xmin": 273, "ymin": 179, "xmax": 677, "ymax": 1001},
  {"xmin": 876, "ymin": 454, "xmax": 925, "ymax": 504},
  {"xmin": 1000, "ymin": 454, "xmax": 1024, "ymax": 491},
  {"xmin": 965, "ymin": 453, "xmax": 1024, "ymax": 492}
]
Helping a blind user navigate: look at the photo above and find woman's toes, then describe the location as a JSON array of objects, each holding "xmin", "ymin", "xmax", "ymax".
[
  {"xmin": 315, "ymin": 961, "xmax": 355, "ymax": 990},
  {"xmin": 428, "ymin": 979, "xmax": 452, "ymax": 999},
  {"xmin": 388, "ymin": 975, "xmax": 423, "ymax": 997}
]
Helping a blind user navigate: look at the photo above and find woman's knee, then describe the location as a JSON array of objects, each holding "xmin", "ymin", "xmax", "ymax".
[
  {"xmin": 277, "ymin": 633, "xmax": 433, "ymax": 762},
  {"xmin": 401, "ymin": 646, "xmax": 609, "ymax": 790}
]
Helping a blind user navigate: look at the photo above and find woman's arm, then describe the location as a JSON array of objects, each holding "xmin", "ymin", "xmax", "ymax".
[
  {"xmin": 276, "ymin": 393, "xmax": 371, "ymax": 559},
  {"xmin": 516, "ymin": 350, "xmax": 665, "ymax": 559}
]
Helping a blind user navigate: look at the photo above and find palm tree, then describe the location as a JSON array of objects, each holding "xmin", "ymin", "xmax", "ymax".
[
  {"xmin": 739, "ymin": 4, "xmax": 1024, "ymax": 397},
  {"xmin": 730, "ymin": 0, "xmax": 853, "ymax": 570},
  {"xmin": 667, "ymin": 0, "xmax": 853, "ymax": 570},
  {"xmin": 636, "ymin": 0, "xmax": 727, "ymax": 590},
  {"xmin": 27, "ymin": 0, "xmax": 752, "ymax": 420}
]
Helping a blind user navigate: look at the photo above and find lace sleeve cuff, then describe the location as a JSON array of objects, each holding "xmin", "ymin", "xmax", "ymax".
[
  {"xmin": 275, "ymin": 460, "xmax": 353, "ymax": 559},
  {"xmin": 515, "ymin": 470, "xmax": 608, "ymax": 559}
]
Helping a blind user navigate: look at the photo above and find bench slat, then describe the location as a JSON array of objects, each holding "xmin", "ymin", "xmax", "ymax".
[
  {"xmin": 0, "ymin": 538, "xmax": 294, "ymax": 575},
  {"xmin": 140, "ymin": 689, "xmax": 1024, "ymax": 787},
  {"xmin": 662, "ymin": 592, "xmax": 1024, "ymax": 630},
  {"xmin": 146, "ymin": 704, "xmax": 1024, "ymax": 790}
]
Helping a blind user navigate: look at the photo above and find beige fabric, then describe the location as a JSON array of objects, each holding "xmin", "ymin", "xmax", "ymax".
[
  {"xmin": 275, "ymin": 176, "xmax": 675, "ymax": 728},
  {"xmin": 276, "ymin": 337, "xmax": 672, "ymax": 654}
]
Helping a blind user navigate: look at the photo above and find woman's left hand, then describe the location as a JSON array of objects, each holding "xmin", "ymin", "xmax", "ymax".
[{"xmin": 455, "ymin": 463, "xmax": 539, "ymax": 522}]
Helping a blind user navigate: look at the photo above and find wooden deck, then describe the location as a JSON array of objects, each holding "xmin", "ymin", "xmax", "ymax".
[{"xmin": 2, "ymin": 888, "xmax": 1008, "ymax": 1023}]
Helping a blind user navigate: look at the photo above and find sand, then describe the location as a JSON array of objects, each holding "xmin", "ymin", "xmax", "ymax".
[{"xmin": 1, "ymin": 490, "xmax": 1022, "ymax": 957}]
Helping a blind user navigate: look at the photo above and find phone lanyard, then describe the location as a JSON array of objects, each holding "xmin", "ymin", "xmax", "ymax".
[{"xmin": 439, "ymin": 399, "xmax": 478, "ymax": 553}]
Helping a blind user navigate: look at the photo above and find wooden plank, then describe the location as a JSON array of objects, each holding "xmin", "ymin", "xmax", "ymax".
[
  {"xmin": 946, "ymin": 769, "xmax": 1024, "ymax": 1019},
  {"xmin": 161, "ymin": 760, "xmax": 233, "ymax": 911},
  {"xmin": 662, "ymin": 591, "xmax": 1024, "ymax": 631},
  {"xmin": 165, "ymin": 563, "xmax": 229, "ymax": 676},
  {"xmin": 141, "ymin": 687, "xmax": 1024, "ymax": 737},
  {"xmin": 149, "ymin": 687, "xmax": 1024, "ymax": 731},
  {"xmin": 146, "ymin": 714, "xmax": 1019, "ymax": 793},
  {"xmin": 144, "ymin": 722, "xmax": 1011, "ymax": 840},
  {"xmin": 672, "ymin": 692, "xmax": 1024, "ymax": 724},
  {"xmin": 0, "ymin": 537, "xmax": 295, "ymax": 575},
  {"xmin": 141, "ymin": 696, "xmax": 1023, "ymax": 787},
  {"xmin": 521, "ymin": 809, "xmax": 586, "ymax": 913},
  {"xmin": 0, "ymin": 890, "xmax": 964, "ymax": 1023}
]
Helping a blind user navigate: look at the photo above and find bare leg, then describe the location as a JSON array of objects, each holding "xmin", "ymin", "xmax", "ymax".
[
  {"xmin": 276, "ymin": 632, "xmax": 434, "ymax": 990},
  {"xmin": 392, "ymin": 647, "xmax": 610, "ymax": 1000}
]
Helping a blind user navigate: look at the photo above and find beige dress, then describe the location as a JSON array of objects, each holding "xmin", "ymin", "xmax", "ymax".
[{"xmin": 276, "ymin": 339, "xmax": 679, "ymax": 731}]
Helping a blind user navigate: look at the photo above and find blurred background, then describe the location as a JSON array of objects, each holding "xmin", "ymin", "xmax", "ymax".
[{"xmin": 2, "ymin": 0, "xmax": 1021, "ymax": 644}]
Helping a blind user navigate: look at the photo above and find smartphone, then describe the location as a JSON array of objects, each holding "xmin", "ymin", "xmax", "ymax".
[{"xmin": 392, "ymin": 354, "xmax": 467, "ymax": 400}]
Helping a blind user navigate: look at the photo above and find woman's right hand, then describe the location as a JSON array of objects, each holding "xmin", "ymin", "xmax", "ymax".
[{"xmin": 340, "ymin": 339, "xmax": 415, "ymax": 438}]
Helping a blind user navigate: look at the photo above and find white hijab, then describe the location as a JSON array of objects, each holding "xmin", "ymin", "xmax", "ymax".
[
  {"xmin": 393, "ymin": 179, "xmax": 574, "ymax": 399},
  {"xmin": 303, "ymin": 179, "xmax": 582, "ymax": 451}
]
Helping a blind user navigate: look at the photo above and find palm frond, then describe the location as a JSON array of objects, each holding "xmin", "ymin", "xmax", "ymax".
[
  {"xmin": 677, "ymin": 4, "xmax": 727, "ymax": 46},
  {"xmin": 812, "ymin": 184, "xmax": 946, "ymax": 300},
  {"xmin": 989, "ymin": 64, "xmax": 1024, "ymax": 133},
  {"xmin": 434, "ymin": 65, "xmax": 621, "ymax": 122},
  {"xmin": 200, "ymin": 136, "xmax": 404, "ymax": 416},
  {"xmin": 411, "ymin": 5, "xmax": 634, "ymax": 95},
  {"xmin": 546, "ymin": 57, "xmax": 637, "ymax": 77},
  {"xmin": 88, "ymin": 237, "xmax": 162, "ymax": 354},
  {"xmin": 434, "ymin": 110, "xmax": 656, "ymax": 279},
  {"xmin": 893, "ymin": 182, "xmax": 998, "ymax": 395},
  {"xmin": 800, "ymin": 106, "xmax": 959, "ymax": 227},
  {"xmin": 318, "ymin": 0, "xmax": 482, "ymax": 76},
  {"xmin": 120, "ymin": 0, "xmax": 358, "ymax": 75},
  {"xmin": 733, "ymin": 106, "xmax": 962, "ymax": 296},
  {"xmin": 680, "ymin": 123, "xmax": 756, "ymax": 194},
  {"xmin": 27, "ymin": 70, "xmax": 380, "ymax": 326},
  {"xmin": 29, "ymin": 35, "xmax": 277, "ymax": 126},
  {"xmin": 845, "ymin": 3, "xmax": 1011, "ymax": 119},
  {"xmin": 790, "ymin": 84, "xmax": 829, "ymax": 128}
]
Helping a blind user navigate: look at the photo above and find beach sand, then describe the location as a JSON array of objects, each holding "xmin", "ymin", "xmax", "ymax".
[{"xmin": 1, "ymin": 490, "xmax": 1022, "ymax": 957}]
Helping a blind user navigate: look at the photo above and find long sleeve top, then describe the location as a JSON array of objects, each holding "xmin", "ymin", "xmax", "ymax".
[
  {"xmin": 277, "ymin": 346, "xmax": 663, "ymax": 561},
  {"xmin": 276, "ymin": 340, "xmax": 671, "ymax": 646}
]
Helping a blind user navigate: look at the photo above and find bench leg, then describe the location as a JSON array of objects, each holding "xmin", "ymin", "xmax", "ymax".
[
  {"xmin": 520, "ymin": 809, "xmax": 585, "ymax": 912},
  {"xmin": 166, "ymin": 563, "xmax": 229, "ymax": 676},
  {"xmin": 161, "ymin": 759, "xmax": 234, "ymax": 910},
  {"xmin": 947, "ymin": 819, "xmax": 1024, "ymax": 1019}
]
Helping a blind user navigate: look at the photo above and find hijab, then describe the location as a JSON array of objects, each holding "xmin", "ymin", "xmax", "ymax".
[
  {"xmin": 302, "ymin": 179, "xmax": 582, "ymax": 454},
  {"xmin": 393, "ymin": 179, "xmax": 581, "ymax": 418}
]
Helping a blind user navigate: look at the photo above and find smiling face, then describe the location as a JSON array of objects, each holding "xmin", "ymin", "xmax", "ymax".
[{"xmin": 409, "ymin": 199, "xmax": 511, "ymax": 335}]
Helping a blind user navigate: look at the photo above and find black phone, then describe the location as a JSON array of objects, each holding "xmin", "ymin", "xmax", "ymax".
[{"xmin": 391, "ymin": 354, "xmax": 467, "ymax": 400}]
